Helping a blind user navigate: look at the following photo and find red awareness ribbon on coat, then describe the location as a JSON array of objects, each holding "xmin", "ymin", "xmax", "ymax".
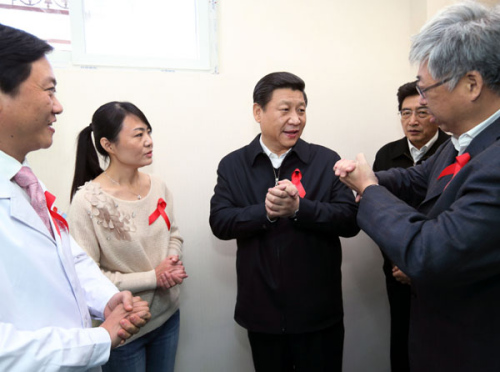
[
  {"xmin": 437, "ymin": 152, "xmax": 470, "ymax": 189},
  {"xmin": 149, "ymin": 198, "xmax": 171, "ymax": 230},
  {"xmin": 45, "ymin": 191, "xmax": 69, "ymax": 238},
  {"xmin": 291, "ymin": 168, "xmax": 306, "ymax": 198}
]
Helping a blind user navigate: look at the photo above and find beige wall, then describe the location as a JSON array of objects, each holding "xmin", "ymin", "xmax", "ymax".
[
  {"xmin": 426, "ymin": 0, "xmax": 500, "ymax": 19},
  {"xmin": 27, "ymin": 0, "xmax": 495, "ymax": 370}
]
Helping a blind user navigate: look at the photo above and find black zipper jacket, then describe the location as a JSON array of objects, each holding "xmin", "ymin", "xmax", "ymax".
[{"xmin": 210, "ymin": 135, "xmax": 359, "ymax": 334}]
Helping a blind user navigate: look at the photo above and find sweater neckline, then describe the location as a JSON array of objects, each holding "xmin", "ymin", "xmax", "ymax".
[{"xmin": 90, "ymin": 174, "xmax": 153, "ymax": 203}]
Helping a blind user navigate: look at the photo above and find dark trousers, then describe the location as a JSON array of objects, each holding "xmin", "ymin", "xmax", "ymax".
[
  {"xmin": 385, "ymin": 267, "xmax": 411, "ymax": 372},
  {"xmin": 247, "ymin": 322, "xmax": 344, "ymax": 372}
]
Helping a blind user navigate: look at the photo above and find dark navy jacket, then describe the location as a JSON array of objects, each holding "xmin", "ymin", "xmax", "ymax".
[
  {"xmin": 210, "ymin": 135, "xmax": 358, "ymax": 334},
  {"xmin": 373, "ymin": 129, "xmax": 450, "ymax": 278},
  {"xmin": 360, "ymin": 118, "xmax": 500, "ymax": 371}
]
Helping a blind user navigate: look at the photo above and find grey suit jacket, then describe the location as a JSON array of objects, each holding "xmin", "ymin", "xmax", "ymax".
[{"xmin": 358, "ymin": 117, "xmax": 500, "ymax": 371}]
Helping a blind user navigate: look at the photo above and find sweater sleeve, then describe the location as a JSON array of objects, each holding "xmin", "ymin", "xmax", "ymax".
[
  {"xmin": 162, "ymin": 182, "xmax": 183, "ymax": 258},
  {"xmin": 67, "ymin": 191, "xmax": 102, "ymax": 270}
]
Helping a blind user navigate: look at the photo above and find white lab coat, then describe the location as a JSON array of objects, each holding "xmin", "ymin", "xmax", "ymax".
[{"xmin": 0, "ymin": 151, "xmax": 119, "ymax": 371}]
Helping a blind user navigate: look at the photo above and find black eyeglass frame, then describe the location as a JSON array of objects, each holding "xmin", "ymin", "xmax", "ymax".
[
  {"xmin": 399, "ymin": 108, "xmax": 431, "ymax": 119},
  {"xmin": 416, "ymin": 77, "xmax": 453, "ymax": 99}
]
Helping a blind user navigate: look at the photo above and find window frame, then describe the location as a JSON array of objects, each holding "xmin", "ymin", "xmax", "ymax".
[{"xmin": 67, "ymin": 0, "xmax": 217, "ymax": 72}]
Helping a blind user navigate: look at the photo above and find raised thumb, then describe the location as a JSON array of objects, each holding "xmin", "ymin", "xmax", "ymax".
[{"xmin": 356, "ymin": 153, "xmax": 368, "ymax": 165}]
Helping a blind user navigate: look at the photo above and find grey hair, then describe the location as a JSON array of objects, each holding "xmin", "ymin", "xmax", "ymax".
[{"xmin": 409, "ymin": 1, "xmax": 500, "ymax": 95}]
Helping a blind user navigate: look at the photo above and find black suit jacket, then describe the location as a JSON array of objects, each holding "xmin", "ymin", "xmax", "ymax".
[
  {"xmin": 359, "ymin": 118, "xmax": 500, "ymax": 371},
  {"xmin": 373, "ymin": 129, "xmax": 451, "ymax": 172}
]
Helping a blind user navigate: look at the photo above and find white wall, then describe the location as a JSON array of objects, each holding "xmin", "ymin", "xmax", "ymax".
[{"xmin": 27, "ymin": 0, "xmax": 487, "ymax": 370}]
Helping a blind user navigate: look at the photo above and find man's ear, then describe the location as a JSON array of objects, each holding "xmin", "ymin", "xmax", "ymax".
[
  {"xmin": 464, "ymin": 70, "xmax": 484, "ymax": 102},
  {"xmin": 100, "ymin": 137, "xmax": 114, "ymax": 154},
  {"xmin": 253, "ymin": 103, "xmax": 263, "ymax": 123}
]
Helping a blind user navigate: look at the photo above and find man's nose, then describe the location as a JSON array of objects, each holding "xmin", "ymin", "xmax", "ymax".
[
  {"xmin": 289, "ymin": 112, "xmax": 301, "ymax": 124},
  {"xmin": 408, "ymin": 112, "xmax": 419, "ymax": 125},
  {"xmin": 52, "ymin": 95, "xmax": 63, "ymax": 114}
]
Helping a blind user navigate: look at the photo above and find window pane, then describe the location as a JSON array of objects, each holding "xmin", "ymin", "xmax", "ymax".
[
  {"xmin": 71, "ymin": 0, "xmax": 214, "ymax": 70},
  {"xmin": 82, "ymin": 0, "xmax": 198, "ymax": 60},
  {"xmin": 0, "ymin": 0, "xmax": 71, "ymax": 51}
]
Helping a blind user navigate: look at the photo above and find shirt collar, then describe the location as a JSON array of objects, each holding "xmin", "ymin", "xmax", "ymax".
[
  {"xmin": 451, "ymin": 108, "xmax": 500, "ymax": 154},
  {"xmin": 259, "ymin": 136, "xmax": 291, "ymax": 169},
  {"xmin": 247, "ymin": 134, "xmax": 310, "ymax": 166},
  {"xmin": 407, "ymin": 130, "xmax": 439, "ymax": 164},
  {"xmin": 0, "ymin": 150, "xmax": 26, "ymax": 181}
]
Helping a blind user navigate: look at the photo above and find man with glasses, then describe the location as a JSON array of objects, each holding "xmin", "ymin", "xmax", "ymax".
[
  {"xmin": 373, "ymin": 81, "xmax": 449, "ymax": 372},
  {"xmin": 334, "ymin": 2, "xmax": 500, "ymax": 371}
]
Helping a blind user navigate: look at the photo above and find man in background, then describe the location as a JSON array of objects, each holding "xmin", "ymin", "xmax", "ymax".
[
  {"xmin": 373, "ymin": 81, "xmax": 449, "ymax": 372},
  {"xmin": 0, "ymin": 24, "xmax": 150, "ymax": 371},
  {"xmin": 210, "ymin": 71, "xmax": 358, "ymax": 371}
]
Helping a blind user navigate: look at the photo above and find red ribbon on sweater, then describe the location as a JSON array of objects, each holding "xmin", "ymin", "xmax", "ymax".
[
  {"xmin": 149, "ymin": 198, "xmax": 171, "ymax": 230},
  {"xmin": 291, "ymin": 168, "xmax": 306, "ymax": 198},
  {"xmin": 45, "ymin": 191, "xmax": 68, "ymax": 238}
]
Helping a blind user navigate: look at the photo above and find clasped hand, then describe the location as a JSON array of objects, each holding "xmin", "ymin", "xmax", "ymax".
[
  {"xmin": 265, "ymin": 179, "xmax": 300, "ymax": 220},
  {"xmin": 156, "ymin": 255, "xmax": 188, "ymax": 290},
  {"xmin": 333, "ymin": 153, "xmax": 378, "ymax": 200},
  {"xmin": 101, "ymin": 291, "xmax": 151, "ymax": 348}
]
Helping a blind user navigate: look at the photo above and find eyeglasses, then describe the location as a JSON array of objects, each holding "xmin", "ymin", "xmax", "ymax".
[
  {"xmin": 399, "ymin": 108, "xmax": 430, "ymax": 119},
  {"xmin": 416, "ymin": 77, "xmax": 453, "ymax": 99}
]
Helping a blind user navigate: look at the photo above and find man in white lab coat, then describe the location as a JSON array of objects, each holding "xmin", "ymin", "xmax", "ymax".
[{"xmin": 0, "ymin": 23, "xmax": 151, "ymax": 371}]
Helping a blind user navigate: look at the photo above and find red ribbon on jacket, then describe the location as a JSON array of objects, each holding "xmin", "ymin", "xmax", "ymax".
[
  {"xmin": 149, "ymin": 198, "xmax": 171, "ymax": 230},
  {"xmin": 438, "ymin": 153, "xmax": 470, "ymax": 180},
  {"xmin": 45, "ymin": 191, "xmax": 69, "ymax": 238},
  {"xmin": 291, "ymin": 168, "xmax": 306, "ymax": 198},
  {"xmin": 437, "ymin": 152, "xmax": 470, "ymax": 189}
]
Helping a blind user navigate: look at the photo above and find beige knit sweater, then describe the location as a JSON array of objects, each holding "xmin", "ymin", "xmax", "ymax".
[{"xmin": 68, "ymin": 175, "xmax": 183, "ymax": 343}]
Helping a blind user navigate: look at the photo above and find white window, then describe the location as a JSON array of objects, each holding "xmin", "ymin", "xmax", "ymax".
[
  {"xmin": 0, "ymin": 0, "xmax": 217, "ymax": 72},
  {"xmin": 0, "ymin": 1, "xmax": 72, "ymax": 51}
]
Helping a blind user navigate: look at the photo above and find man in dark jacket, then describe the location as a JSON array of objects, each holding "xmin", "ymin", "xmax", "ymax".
[
  {"xmin": 209, "ymin": 72, "xmax": 359, "ymax": 371},
  {"xmin": 373, "ymin": 81, "xmax": 449, "ymax": 372},
  {"xmin": 334, "ymin": 3, "xmax": 500, "ymax": 370}
]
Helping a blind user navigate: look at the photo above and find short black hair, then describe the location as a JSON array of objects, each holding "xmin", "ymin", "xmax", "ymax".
[
  {"xmin": 0, "ymin": 23, "xmax": 53, "ymax": 96},
  {"xmin": 397, "ymin": 81, "xmax": 419, "ymax": 111},
  {"xmin": 253, "ymin": 72, "xmax": 308, "ymax": 110}
]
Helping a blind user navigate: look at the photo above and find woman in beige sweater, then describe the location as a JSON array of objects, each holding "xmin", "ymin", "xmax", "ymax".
[{"xmin": 68, "ymin": 101, "xmax": 187, "ymax": 372}]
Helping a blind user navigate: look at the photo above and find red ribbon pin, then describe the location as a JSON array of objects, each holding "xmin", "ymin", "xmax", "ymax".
[
  {"xmin": 437, "ymin": 152, "xmax": 470, "ymax": 189},
  {"xmin": 438, "ymin": 153, "xmax": 470, "ymax": 179},
  {"xmin": 291, "ymin": 168, "xmax": 306, "ymax": 198},
  {"xmin": 149, "ymin": 198, "xmax": 171, "ymax": 230},
  {"xmin": 45, "ymin": 191, "xmax": 68, "ymax": 238}
]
